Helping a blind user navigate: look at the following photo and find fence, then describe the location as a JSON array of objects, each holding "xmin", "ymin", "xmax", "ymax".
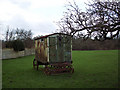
[{"xmin": 2, "ymin": 48, "xmax": 35, "ymax": 60}]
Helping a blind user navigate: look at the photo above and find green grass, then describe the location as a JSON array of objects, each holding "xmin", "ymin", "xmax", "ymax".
[{"xmin": 2, "ymin": 50, "xmax": 118, "ymax": 88}]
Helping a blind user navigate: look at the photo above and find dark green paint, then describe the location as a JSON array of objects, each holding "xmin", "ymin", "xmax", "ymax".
[{"xmin": 49, "ymin": 35, "xmax": 72, "ymax": 63}]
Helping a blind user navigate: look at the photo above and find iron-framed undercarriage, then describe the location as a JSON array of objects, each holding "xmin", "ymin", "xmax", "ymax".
[{"xmin": 33, "ymin": 59, "xmax": 74, "ymax": 75}]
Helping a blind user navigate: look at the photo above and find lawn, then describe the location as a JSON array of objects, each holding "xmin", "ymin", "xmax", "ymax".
[{"xmin": 2, "ymin": 50, "xmax": 118, "ymax": 88}]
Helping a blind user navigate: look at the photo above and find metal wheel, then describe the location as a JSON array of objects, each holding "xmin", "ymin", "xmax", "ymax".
[
  {"xmin": 44, "ymin": 67, "xmax": 51, "ymax": 75},
  {"xmin": 71, "ymin": 68, "xmax": 74, "ymax": 73},
  {"xmin": 37, "ymin": 61, "xmax": 39, "ymax": 70},
  {"xmin": 33, "ymin": 59, "xmax": 36, "ymax": 69}
]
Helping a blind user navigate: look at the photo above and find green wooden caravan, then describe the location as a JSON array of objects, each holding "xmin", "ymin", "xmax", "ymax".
[{"xmin": 33, "ymin": 33, "xmax": 74, "ymax": 75}]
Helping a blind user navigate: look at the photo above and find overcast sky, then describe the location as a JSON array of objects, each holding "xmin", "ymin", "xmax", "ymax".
[{"xmin": 0, "ymin": 0, "xmax": 88, "ymax": 39}]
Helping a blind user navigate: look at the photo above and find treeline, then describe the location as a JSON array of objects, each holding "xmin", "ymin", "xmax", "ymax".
[
  {"xmin": 2, "ymin": 27, "xmax": 119, "ymax": 51},
  {"xmin": 2, "ymin": 28, "xmax": 34, "ymax": 51},
  {"xmin": 72, "ymin": 38, "xmax": 120, "ymax": 50},
  {"xmin": 2, "ymin": 36, "xmax": 120, "ymax": 51},
  {"xmin": 2, "ymin": 37, "xmax": 120, "ymax": 51}
]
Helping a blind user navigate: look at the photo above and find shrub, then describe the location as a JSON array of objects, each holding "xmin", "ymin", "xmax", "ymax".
[
  {"xmin": 12, "ymin": 40, "xmax": 25, "ymax": 52},
  {"xmin": 5, "ymin": 41, "xmax": 13, "ymax": 48}
]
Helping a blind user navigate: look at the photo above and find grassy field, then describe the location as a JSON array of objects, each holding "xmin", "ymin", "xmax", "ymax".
[{"xmin": 2, "ymin": 50, "xmax": 118, "ymax": 88}]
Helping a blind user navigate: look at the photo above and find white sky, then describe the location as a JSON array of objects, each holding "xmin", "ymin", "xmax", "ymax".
[{"xmin": 0, "ymin": 0, "xmax": 88, "ymax": 40}]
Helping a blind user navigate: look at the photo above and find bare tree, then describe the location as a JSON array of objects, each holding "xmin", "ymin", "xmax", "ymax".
[
  {"xmin": 57, "ymin": 0, "xmax": 120, "ymax": 41},
  {"xmin": 15, "ymin": 28, "xmax": 32, "ymax": 40},
  {"xmin": 5, "ymin": 27, "xmax": 34, "ymax": 48},
  {"xmin": 5, "ymin": 28, "xmax": 33, "ymax": 41},
  {"xmin": 5, "ymin": 26, "xmax": 9, "ymax": 41}
]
